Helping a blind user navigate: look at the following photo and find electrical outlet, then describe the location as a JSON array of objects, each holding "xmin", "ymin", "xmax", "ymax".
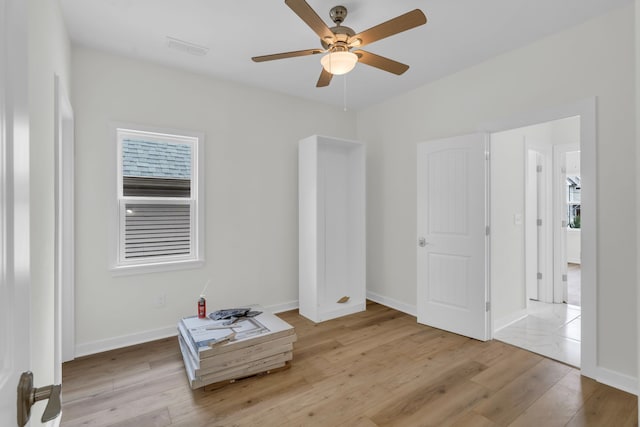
[{"xmin": 152, "ymin": 293, "xmax": 166, "ymax": 308}]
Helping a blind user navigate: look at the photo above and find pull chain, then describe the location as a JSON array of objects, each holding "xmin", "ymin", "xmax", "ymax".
[{"xmin": 343, "ymin": 74, "xmax": 348, "ymax": 112}]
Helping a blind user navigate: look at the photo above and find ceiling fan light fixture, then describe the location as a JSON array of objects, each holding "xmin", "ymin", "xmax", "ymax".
[{"xmin": 321, "ymin": 51, "xmax": 358, "ymax": 75}]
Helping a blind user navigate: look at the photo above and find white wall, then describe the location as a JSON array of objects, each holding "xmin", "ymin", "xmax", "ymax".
[
  {"xmin": 567, "ymin": 230, "xmax": 581, "ymax": 264},
  {"xmin": 566, "ymin": 151, "xmax": 581, "ymax": 175},
  {"xmin": 357, "ymin": 4, "xmax": 637, "ymax": 385},
  {"xmin": 27, "ymin": 0, "xmax": 71, "ymax": 419},
  {"xmin": 71, "ymin": 48, "xmax": 357, "ymax": 354},
  {"xmin": 490, "ymin": 132, "xmax": 526, "ymax": 324}
]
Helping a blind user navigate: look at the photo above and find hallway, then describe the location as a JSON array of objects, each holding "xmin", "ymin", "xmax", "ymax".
[{"xmin": 494, "ymin": 300, "xmax": 581, "ymax": 367}]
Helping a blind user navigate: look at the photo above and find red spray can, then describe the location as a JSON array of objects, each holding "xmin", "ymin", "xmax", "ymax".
[{"xmin": 198, "ymin": 296, "xmax": 206, "ymax": 318}]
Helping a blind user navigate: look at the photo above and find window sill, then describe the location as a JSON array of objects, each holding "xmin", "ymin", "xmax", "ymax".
[{"xmin": 110, "ymin": 258, "xmax": 205, "ymax": 277}]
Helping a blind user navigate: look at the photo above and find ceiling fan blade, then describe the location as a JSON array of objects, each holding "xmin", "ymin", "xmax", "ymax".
[
  {"xmin": 252, "ymin": 48, "xmax": 324, "ymax": 62},
  {"xmin": 316, "ymin": 68, "xmax": 333, "ymax": 87},
  {"xmin": 355, "ymin": 50, "xmax": 410, "ymax": 75},
  {"xmin": 349, "ymin": 9, "xmax": 426, "ymax": 48},
  {"xmin": 285, "ymin": 0, "xmax": 336, "ymax": 43}
]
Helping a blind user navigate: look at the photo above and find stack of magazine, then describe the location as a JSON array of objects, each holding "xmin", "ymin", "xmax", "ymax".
[{"xmin": 177, "ymin": 305, "xmax": 296, "ymax": 389}]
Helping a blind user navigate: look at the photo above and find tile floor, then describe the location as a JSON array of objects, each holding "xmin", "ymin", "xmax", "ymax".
[{"xmin": 494, "ymin": 300, "xmax": 581, "ymax": 367}]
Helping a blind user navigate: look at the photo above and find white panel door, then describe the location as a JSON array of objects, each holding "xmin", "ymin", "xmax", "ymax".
[
  {"xmin": 525, "ymin": 150, "xmax": 539, "ymax": 300},
  {"xmin": 417, "ymin": 133, "xmax": 489, "ymax": 341},
  {"xmin": 0, "ymin": 0, "xmax": 31, "ymax": 425},
  {"xmin": 525, "ymin": 144, "xmax": 553, "ymax": 303}
]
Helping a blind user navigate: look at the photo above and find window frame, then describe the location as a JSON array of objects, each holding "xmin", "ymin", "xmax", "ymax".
[{"xmin": 109, "ymin": 123, "xmax": 205, "ymax": 275}]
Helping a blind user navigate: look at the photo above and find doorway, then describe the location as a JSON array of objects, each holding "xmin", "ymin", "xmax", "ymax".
[
  {"xmin": 415, "ymin": 98, "xmax": 596, "ymax": 377},
  {"xmin": 490, "ymin": 116, "xmax": 582, "ymax": 367}
]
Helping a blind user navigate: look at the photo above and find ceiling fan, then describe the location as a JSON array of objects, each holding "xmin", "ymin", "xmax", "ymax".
[{"xmin": 252, "ymin": 0, "xmax": 427, "ymax": 87}]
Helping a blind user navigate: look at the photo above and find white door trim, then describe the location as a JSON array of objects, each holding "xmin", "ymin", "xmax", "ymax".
[
  {"xmin": 54, "ymin": 75, "xmax": 75, "ymax": 365},
  {"xmin": 480, "ymin": 97, "xmax": 597, "ymax": 380}
]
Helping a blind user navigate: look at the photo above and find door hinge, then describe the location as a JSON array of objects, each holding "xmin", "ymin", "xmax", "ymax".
[
  {"xmin": 562, "ymin": 274, "xmax": 568, "ymax": 282},
  {"xmin": 485, "ymin": 151, "xmax": 490, "ymax": 160},
  {"xmin": 486, "ymin": 301, "xmax": 491, "ymax": 312},
  {"xmin": 536, "ymin": 165, "xmax": 542, "ymax": 173},
  {"xmin": 537, "ymin": 219, "xmax": 542, "ymax": 226},
  {"xmin": 485, "ymin": 226, "xmax": 490, "ymax": 236},
  {"xmin": 537, "ymin": 272, "xmax": 543, "ymax": 280}
]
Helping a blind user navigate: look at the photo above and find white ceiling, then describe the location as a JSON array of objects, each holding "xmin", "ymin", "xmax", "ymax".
[{"xmin": 60, "ymin": 0, "xmax": 631, "ymax": 110}]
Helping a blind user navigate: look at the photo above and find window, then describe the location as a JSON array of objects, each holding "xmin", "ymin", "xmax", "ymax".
[
  {"xmin": 567, "ymin": 175, "xmax": 581, "ymax": 229},
  {"xmin": 111, "ymin": 125, "xmax": 204, "ymax": 274}
]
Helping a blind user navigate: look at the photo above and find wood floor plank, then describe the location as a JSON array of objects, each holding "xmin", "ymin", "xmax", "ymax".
[
  {"xmin": 448, "ymin": 411, "xmax": 498, "ymax": 427},
  {"xmin": 60, "ymin": 302, "xmax": 638, "ymax": 427},
  {"xmin": 106, "ymin": 407, "xmax": 172, "ymax": 427},
  {"xmin": 509, "ymin": 369, "xmax": 599, "ymax": 427},
  {"xmin": 167, "ymin": 369, "xmax": 310, "ymax": 424},
  {"xmin": 473, "ymin": 358, "xmax": 571, "ymax": 425},
  {"xmin": 566, "ymin": 384, "xmax": 639, "ymax": 427},
  {"xmin": 368, "ymin": 360, "xmax": 488, "ymax": 426},
  {"xmin": 389, "ymin": 379, "xmax": 490, "ymax": 427},
  {"xmin": 470, "ymin": 345, "xmax": 544, "ymax": 391},
  {"xmin": 282, "ymin": 374, "xmax": 397, "ymax": 426},
  {"xmin": 62, "ymin": 375, "xmax": 189, "ymax": 426}
]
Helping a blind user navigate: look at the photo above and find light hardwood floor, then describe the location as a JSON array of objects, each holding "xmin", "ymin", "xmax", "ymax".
[{"xmin": 61, "ymin": 302, "xmax": 637, "ymax": 426}]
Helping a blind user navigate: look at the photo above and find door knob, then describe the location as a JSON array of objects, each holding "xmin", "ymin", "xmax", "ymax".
[
  {"xmin": 17, "ymin": 371, "xmax": 62, "ymax": 426},
  {"xmin": 418, "ymin": 237, "xmax": 429, "ymax": 247}
]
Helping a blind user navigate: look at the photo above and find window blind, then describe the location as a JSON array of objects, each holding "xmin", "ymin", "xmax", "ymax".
[{"xmin": 124, "ymin": 203, "xmax": 191, "ymax": 259}]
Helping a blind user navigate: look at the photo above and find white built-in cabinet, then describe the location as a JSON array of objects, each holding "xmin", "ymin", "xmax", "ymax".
[{"xmin": 298, "ymin": 135, "xmax": 366, "ymax": 323}]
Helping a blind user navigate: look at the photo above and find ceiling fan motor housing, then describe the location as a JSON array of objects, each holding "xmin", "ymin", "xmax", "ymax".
[
  {"xmin": 320, "ymin": 6, "xmax": 355, "ymax": 50},
  {"xmin": 330, "ymin": 5, "xmax": 347, "ymax": 24}
]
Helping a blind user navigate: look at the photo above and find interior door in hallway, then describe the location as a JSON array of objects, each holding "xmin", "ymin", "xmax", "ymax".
[{"xmin": 417, "ymin": 133, "xmax": 489, "ymax": 341}]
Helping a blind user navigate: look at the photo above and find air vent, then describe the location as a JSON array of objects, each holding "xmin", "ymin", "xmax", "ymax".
[{"xmin": 166, "ymin": 36, "xmax": 209, "ymax": 56}]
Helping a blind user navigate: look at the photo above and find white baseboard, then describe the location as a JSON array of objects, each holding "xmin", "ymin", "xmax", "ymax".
[
  {"xmin": 266, "ymin": 300, "xmax": 299, "ymax": 314},
  {"xmin": 74, "ymin": 302, "xmax": 300, "ymax": 358},
  {"xmin": 493, "ymin": 309, "xmax": 528, "ymax": 333},
  {"xmin": 366, "ymin": 290, "xmax": 417, "ymax": 317},
  {"xmin": 592, "ymin": 366, "xmax": 638, "ymax": 396},
  {"xmin": 74, "ymin": 325, "xmax": 178, "ymax": 358}
]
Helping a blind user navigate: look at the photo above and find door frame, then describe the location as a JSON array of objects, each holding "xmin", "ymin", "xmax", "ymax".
[
  {"xmin": 54, "ymin": 75, "xmax": 75, "ymax": 366},
  {"xmin": 481, "ymin": 98, "xmax": 597, "ymax": 379}
]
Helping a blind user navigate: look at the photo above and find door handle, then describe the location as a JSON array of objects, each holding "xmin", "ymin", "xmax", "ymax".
[
  {"xmin": 418, "ymin": 237, "xmax": 429, "ymax": 247},
  {"xmin": 17, "ymin": 371, "xmax": 62, "ymax": 426}
]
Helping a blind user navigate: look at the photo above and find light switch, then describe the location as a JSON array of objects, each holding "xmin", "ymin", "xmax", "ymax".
[{"xmin": 514, "ymin": 213, "xmax": 523, "ymax": 225}]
